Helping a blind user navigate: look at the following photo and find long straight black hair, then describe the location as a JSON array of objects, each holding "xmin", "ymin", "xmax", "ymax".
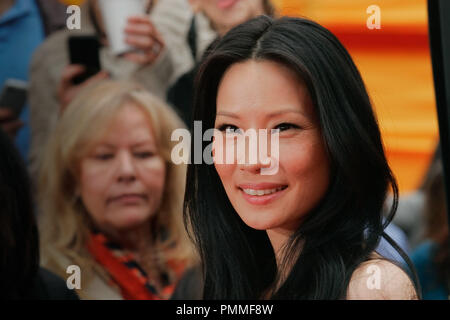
[
  {"xmin": 0, "ymin": 129, "xmax": 39, "ymax": 299},
  {"xmin": 184, "ymin": 15, "xmax": 418, "ymax": 299}
]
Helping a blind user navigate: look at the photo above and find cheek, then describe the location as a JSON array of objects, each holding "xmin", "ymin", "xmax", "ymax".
[
  {"xmin": 214, "ymin": 162, "xmax": 235, "ymax": 183},
  {"xmin": 79, "ymin": 161, "xmax": 113, "ymax": 193},
  {"xmin": 213, "ymin": 133, "xmax": 237, "ymax": 185},
  {"xmin": 79, "ymin": 161, "xmax": 111, "ymax": 220},
  {"xmin": 80, "ymin": 159, "xmax": 115, "ymax": 184},
  {"xmin": 138, "ymin": 157, "xmax": 167, "ymax": 200},
  {"xmin": 281, "ymin": 137, "xmax": 330, "ymax": 199},
  {"xmin": 214, "ymin": 162, "xmax": 237, "ymax": 202}
]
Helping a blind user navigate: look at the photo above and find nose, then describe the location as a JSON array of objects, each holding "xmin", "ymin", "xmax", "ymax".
[
  {"xmin": 238, "ymin": 162, "xmax": 263, "ymax": 174},
  {"xmin": 236, "ymin": 131, "xmax": 278, "ymax": 175},
  {"xmin": 237, "ymin": 144, "xmax": 273, "ymax": 174},
  {"xmin": 116, "ymin": 151, "xmax": 137, "ymax": 183}
]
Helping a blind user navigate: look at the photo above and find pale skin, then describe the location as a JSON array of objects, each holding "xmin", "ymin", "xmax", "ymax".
[
  {"xmin": 214, "ymin": 59, "xmax": 418, "ymax": 299},
  {"xmin": 79, "ymin": 103, "xmax": 167, "ymax": 291},
  {"xmin": 347, "ymin": 255, "xmax": 418, "ymax": 300}
]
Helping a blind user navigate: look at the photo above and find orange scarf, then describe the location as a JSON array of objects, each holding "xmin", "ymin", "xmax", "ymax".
[{"xmin": 87, "ymin": 232, "xmax": 184, "ymax": 300}]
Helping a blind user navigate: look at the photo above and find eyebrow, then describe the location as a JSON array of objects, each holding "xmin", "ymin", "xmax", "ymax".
[{"xmin": 216, "ymin": 109, "xmax": 305, "ymax": 119}]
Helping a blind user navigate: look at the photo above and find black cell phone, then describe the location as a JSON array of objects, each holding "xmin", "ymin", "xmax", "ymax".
[
  {"xmin": 0, "ymin": 79, "xmax": 28, "ymax": 117},
  {"xmin": 68, "ymin": 35, "xmax": 101, "ymax": 85}
]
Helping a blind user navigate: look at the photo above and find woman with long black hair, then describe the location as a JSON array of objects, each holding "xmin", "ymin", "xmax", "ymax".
[{"xmin": 183, "ymin": 15, "xmax": 420, "ymax": 299}]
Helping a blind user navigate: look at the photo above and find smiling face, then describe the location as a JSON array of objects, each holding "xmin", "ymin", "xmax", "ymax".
[
  {"xmin": 190, "ymin": 0, "xmax": 266, "ymax": 36},
  {"xmin": 78, "ymin": 103, "xmax": 166, "ymax": 234},
  {"xmin": 214, "ymin": 60, "xmax": 330, "ymax": 237}
]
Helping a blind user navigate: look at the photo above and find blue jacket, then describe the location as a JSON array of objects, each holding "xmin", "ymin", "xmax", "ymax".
[{"xmin": 0, "ymin": 0, "xmax": 45, "ymax": 160}]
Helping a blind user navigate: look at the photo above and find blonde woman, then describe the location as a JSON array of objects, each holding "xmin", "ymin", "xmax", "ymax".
[{"xmin": 38, "ymin": 80, "xmax": 194, "ymax": 300}]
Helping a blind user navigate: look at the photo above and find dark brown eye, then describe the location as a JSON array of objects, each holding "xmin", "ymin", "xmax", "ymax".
[
  {"xmin": 274, "ymin": 123, "xmax": 300, "ymax": 132},
  {"xmin": 218, "ymin": 124, "xmax": 242, "ymax": 134}
]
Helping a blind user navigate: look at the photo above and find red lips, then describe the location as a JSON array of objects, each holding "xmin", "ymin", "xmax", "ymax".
[
  {"xmin": 238, "ymin": 182, "xmax": 287, "ymax": 190},
  {"xmin": 217, "ymin": 0, "xmax": 239, "ymax": 10},
  {"xmin": 238, "ymin": 183, "xmax": 288, "ymax": 206}
]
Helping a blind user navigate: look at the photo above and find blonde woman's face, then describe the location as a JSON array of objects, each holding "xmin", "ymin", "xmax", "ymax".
[{"xmin": 79, "ymin": 103, "xmax": 166, "ymax": 232}]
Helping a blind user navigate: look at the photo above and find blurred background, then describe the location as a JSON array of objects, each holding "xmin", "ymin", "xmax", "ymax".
[{"xmin": 1, "ymin": 0, "xmax": 446, "ymax": 300}]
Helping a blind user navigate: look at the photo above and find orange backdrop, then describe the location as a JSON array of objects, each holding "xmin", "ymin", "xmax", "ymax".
[{"xmin": 274, "ymin": 0, "xmax": 438, "ymax": 193}]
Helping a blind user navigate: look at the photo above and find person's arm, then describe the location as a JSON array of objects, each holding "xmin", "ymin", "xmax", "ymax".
[
  {"xmin": 146, "ymin": 0, "xmax": 199, "ymax": 83},
  {"xmin": 28, "ymin": 32, "xmax": 66, "ymax": 183},
  {"xmin": 121, "ymin": 0, "xmax": 202, "ymax": 97},
  {"xmin": 116, "ymin": 14, "xmax": 175, "ymax": 99},
  {"xmin": 123, "ymin": 16, "xmax": 165, "ymax": 66},
  {"xmin": 57, "ymin": 64, "xmax": 109, "ymax": 113}
]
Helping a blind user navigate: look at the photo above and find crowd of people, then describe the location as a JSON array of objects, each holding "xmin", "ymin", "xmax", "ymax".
[{"xmin": 0, "ymin": 0, "xmax": 448, "ymax": 300}]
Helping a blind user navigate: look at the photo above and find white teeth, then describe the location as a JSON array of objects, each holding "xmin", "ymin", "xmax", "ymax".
[{"xmin": 242, "ymin": 187, "xmax": 285, "ymax": 196}]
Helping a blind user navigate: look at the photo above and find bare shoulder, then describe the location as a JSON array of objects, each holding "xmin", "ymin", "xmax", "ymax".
[{"xmin": 346, "ymin": 255, "xmax": 418, "ymax": 300}]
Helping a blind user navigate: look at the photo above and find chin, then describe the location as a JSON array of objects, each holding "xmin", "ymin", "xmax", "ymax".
[
  {"xmin": 111, "ymin": 210, "xmax": 153, "ymax": 230},
  {"xmin": 239, "ymin": 212, "xmax": 278, "ymax": 231}
]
